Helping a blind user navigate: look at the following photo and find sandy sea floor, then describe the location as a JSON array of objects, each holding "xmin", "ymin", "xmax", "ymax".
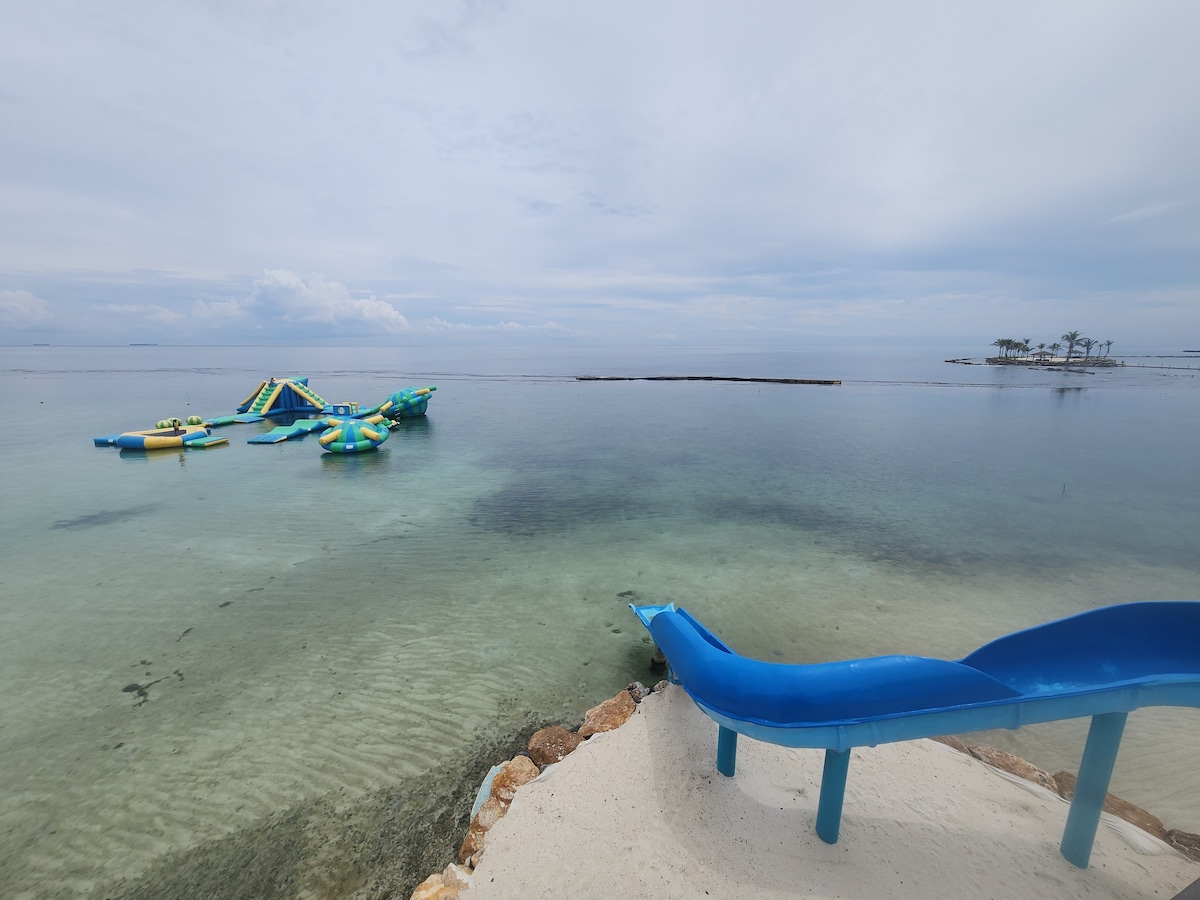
[{"xmin": 1, "ymin": 346, "xmax": 1198, "ymax": 897}]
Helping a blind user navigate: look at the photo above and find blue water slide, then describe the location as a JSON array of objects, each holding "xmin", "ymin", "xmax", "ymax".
[{"xmin": 630, "ymin": 601, "xmax": 1200, "ymax": 867}]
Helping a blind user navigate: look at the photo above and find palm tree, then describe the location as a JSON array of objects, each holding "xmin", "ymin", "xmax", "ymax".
[
  {"xmin": 1081, "ymin": 338, "xmax": 1096, "ymax": 358},
  {"xmin": 1061, "ymin": 330, "xmax": 1083, "ymax": 361},
  {"xmin": 1049, "ymin": 342, "xmax": 1063, "ymax": 358},
  {"xmin": 1102, "ymin": 339, "xmax": 1114, "ymax": 357},
  {"xmin": 992, "ymin": 338, "xmax": 1019, "ymax": 358}
]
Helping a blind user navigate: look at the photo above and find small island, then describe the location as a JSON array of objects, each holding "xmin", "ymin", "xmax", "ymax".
[{"xmin": 982, "ymin": 331, "xmax": 1121, "ymax": 367}]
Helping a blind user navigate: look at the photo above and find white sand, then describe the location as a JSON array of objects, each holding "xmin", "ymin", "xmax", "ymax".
[{"xmin": 467, "ymin": 685, "xmax": 1198, "ymax": 899}]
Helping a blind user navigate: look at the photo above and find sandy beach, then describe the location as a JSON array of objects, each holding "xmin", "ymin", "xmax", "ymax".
[{"xmin": 439, "ymin": 685, "xmax": 1198, "ymax": 900}]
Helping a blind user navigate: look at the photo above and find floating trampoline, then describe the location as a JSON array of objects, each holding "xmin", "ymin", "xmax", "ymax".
[
  {"xmin": 631, "ymin": 600, "xmax": 1200, "ymax": 868},
  {"xmin": 317, "ymin": 418, "xmax": 390, "ymax": 453},
  {"xmin": 93, "ymin": 423, "xmax": 226, "ymax": 451}
]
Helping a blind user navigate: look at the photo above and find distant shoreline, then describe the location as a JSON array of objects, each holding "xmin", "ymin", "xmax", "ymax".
[
  {"xmin": 947, "ymin": 356, "xmax": 1121, "ymax": 368},
  {"xmin": 985, "ymin": 356, "xmax": 1120, "ymax": 367}
]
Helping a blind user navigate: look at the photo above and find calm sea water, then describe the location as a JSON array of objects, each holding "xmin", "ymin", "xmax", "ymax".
[{"xmin": 2, "ymin": 344, "xmax": 1198, "ymax": 897}]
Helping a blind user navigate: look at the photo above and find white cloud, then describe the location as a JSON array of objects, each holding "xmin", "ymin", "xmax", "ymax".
[
  {"xmin": 421, "ymin": 316, "xmax": 572, "ymax": 335},
  {"xmin": 0, "ymin": 289, "xmax": 52, "ymax": 328},
  {"xmin": 249, "ymin": 270, "xmax": 410, "ymax": 333},
  {"xmin": 96, "ymin": 303, "xmax": 188, "ymax": 324},
  {"xmin": 192, "ymin": 296, "xmax": 250, "ymax": 320},
  {"xmin": 1103, "ymin": 202, "xmax": 1188, "ymax": 225}
]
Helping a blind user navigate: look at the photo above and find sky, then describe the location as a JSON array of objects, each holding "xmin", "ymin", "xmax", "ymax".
[{"xmin": 1, "ymin": 1, "xmax": 1198, "ymax": 350}]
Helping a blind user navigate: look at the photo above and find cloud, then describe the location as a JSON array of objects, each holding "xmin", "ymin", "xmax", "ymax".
[
  {"xmin": 248, "ymin": 270, "xmax": 410, "ymax": 334},
  {"xmin": 1, "ymin": 3, "xmax": 1198, "ymax": 347},
  {"xmin": 401, "ymin": 0, "xmax": 505, "ymax": 60},
  {"xmin": 95, "ymin": 303, "xmax": 189, "ymax": 324},
  {"xmin": 0, "ymin": 289, "xmax": 53, "ymax": 328},
  {"xmin": 1103, "ymin": 202, "xmax": 1188, "ymax": 225},
  {"xmin": 192, "ymin": 295, "xmax": 250, "ymax": 320},
  {"xmin": 421, "ymin": 315, "xmax": 572, "ymax": 335}
]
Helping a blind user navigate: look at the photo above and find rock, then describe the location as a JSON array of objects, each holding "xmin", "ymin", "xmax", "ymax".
[
  {"xmin": 474, "ymin": 795, "xmax": 507, "ymax": 831},
  {"xmin": 653, "ymin": 680, "xmax": 670, "ymax": 693},
  {"xmin": 457, "ymin": 817, "xmax": 486, "ymax": 862},
  {"xmin": 626, "ymin": 681, "xmax": 652, "ymax": 701},
  {"xmin": 578, "ymin": 689, "xmax": 636, "ymax": 737},
  {"xmin": 458, "ymin": 797, "xmax": 500, "ymax": 862},
  {"xmin": 410, "ymin": 871, "xmax": 460, "ymax": 900},
  {"xmin": 931, "ymin": 735, "xmax": 970, "ymax": 754},
  {"xmin": 528, "ymin": 725, "xmax": 583, "ymax": 766},
  {"xmin": 409, "ymin": 873, "xmax": 439, "ymax": 899},
  {"xmin": 457, "ymin": 755, "xmax": 545, "ymax": 864},
  {"xmin": 441, "ymin": 862, "xmax": 473, "ymax": 891},
  {"xmin": 967, "ymin": 745, "xmax": 1058, "ymax": 792},
  {"xmin": 490, "ymin": 754, "xmax": 539, "ymax": 802},
  {"xmin": 1167, "ymin": 829, "xmax": 1200, "ymax": 861},
  {"xmin": 1051, "ymin": 770, "xmax": 1072, "ymax": 797},
  {"xmin": 454, "ymin": 692, "xmax": 639, "ymax": 870},
  {"xmin": 1053, "ymin": 771, "xmax": 1168, "ymax": 840},
  {"xmin": 457, "ymin": 795, "xmax": 504, "ymax": 862}
]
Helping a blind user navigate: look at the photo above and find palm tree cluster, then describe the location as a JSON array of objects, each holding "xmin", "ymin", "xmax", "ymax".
[{"xmin": 991, "ymin": 332, "xmax": 1114, "ymax": 361}]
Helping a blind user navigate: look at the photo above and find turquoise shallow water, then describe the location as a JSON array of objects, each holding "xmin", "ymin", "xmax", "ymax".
[{"xmin": 1, "ymin": 345, "xmax": 1198, "ymax": 896}]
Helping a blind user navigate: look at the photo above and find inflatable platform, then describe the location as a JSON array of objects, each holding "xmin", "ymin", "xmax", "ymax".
[
  {"xmin": 95, "ymin": 379, "xmax": 435, "ymax": 454},
  {"xmin": 236, "ymin": 377, "xmax": 329, "ymax": 417}
]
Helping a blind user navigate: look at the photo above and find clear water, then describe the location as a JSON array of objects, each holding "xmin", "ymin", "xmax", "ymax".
[{"xmin": 2, "ymin": 344, "xmax": 1198, "ymax": 896}]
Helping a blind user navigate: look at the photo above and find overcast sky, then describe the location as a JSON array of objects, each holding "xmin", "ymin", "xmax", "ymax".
[{"xmin": 2, "ymin": 1, "xmax": 1197, "ymax": 349}]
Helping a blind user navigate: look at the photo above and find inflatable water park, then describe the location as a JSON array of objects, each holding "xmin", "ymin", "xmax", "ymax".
[{"xmin": 94, "ymin": 377, "xmax": 435, "ymax": 454}]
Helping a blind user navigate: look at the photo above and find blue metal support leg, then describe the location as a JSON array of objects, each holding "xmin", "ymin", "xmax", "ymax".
[
  {"xmin": 1060, "ymin": 711, "xmax": 1128, "ymax": 868},
  {"xmin": 717, "ymin": 725, "xmax": 738, "ymax": 776},
  {"xmin": 816, "ymin": 748, "xmax": 852, "ymax": 844}
]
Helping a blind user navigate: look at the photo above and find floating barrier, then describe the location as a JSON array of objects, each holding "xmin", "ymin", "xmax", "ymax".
[{"xmin": 577, "ymin": 376, "xmax": 841, "ymax": 385}]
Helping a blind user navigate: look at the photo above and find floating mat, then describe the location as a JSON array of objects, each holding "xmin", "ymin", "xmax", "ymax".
[
  {"xmin": 188, "ymin": 434, "xmax": 229, "ymax": 448},
  {"xmin": 246, "ymin": 419, "xmax": 332, "ymax": 444},
  {"xmin": 247, "ymin": 426, "xmax": 302, "ymax": 444}
]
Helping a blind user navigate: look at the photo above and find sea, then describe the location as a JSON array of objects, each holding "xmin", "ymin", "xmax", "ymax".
[{"xmin": 1, "ymin": 343, "xmax": 1198, "ymax": 898}]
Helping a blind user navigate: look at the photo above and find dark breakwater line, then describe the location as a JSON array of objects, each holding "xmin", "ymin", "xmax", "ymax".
[{"xmin": 576, "ymin": 375, "xmax": 841, "ymax": 385}]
